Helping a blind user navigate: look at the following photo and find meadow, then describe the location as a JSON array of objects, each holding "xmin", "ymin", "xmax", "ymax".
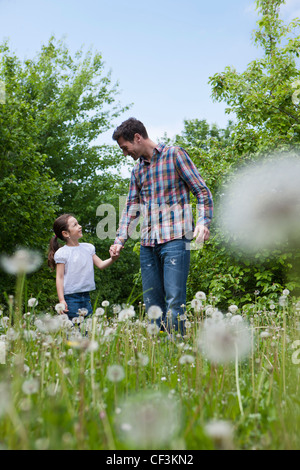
[{"xmin": 0, "ymin": 271, "xmax": 299, "ymax": 451}]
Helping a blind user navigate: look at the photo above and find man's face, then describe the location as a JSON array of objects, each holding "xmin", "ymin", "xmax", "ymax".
[{"xmin": 117, "ymin": 134, "xmax": 143, "ymax": 161}]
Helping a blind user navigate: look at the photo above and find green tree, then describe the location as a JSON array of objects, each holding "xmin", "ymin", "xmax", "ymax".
[
  {"xmin": 209, "ymin": 0, "xmax": 300, "ymax": 155},
  {"xmin": 0, "ymin": 38, "xmax": 140, "ymax": 310},
  {"xmin": 176, "ymin": 1, "xmax": 300, "ymax": 307}
]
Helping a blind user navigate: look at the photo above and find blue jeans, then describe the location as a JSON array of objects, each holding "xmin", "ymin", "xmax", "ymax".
[
  {"xmin": 140, "ymin": 238, "xmax": 190, "ymax": 334},
  {"xmin": 64, "ymin": 291, "xmax": 93, "ymax": 320}
]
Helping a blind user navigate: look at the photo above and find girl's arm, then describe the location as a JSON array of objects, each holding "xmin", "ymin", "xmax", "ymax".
[
  {"xmin": 93, "ymin": 251, "xmax": 119, "ymax": 270},
  {"xmin": 56, "ymin": 263, "xmax": 68, "ymax": 312}
]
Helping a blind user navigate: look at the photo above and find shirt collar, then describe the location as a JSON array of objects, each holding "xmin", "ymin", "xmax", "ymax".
[{"xmin": 139, "ymin": 143, "xmax": 165, "ymax": 164}]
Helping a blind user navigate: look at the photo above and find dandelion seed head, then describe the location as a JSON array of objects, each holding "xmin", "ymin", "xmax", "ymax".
[
  {"xmin": 219, "ymin": 153, "xmax": 300, "ymax": 252},
  {"xmin": 179, "ymin": 354, "xmax": 195, "ymax": 364},
  {"xmin": 106, "ymin": 364, "xmax": 125, "ymax": 382},
  {"xmin": 95, "ymin": 307, "xmax": 105, "ymax": 316},
  {"xmin": 118, "ymin": 307, "xmax": 135, "ymax": 321},
  {"xmin": 0, "ymin": 249, "xmax": 42, "ymax": 274},
  {"xmin": 115, "ymin": 391, "xmax": 181, "ymax": 449},
  {"xmin": 147, "ymin": 305, "xmax": 163, "ymax": 320},
  {"xmin": 204, "ymin": 419, "xmax": 234, "ymax": 450},
  {"xmin": 197, "ymin": 314, "xmax": 251, "ymax": 364},
  {"xmin": 28, "ymin": 298, "xmax": 38, "ymax": 308},
  {"xmin": 146, "ymin": 323, "xmax": 160, "ymax": 335},
  {"xmin": 22, "ymin": 378, "xmax": 39, "ymax": 395},
  {"xmin": 195, "ymin": 291, "xmax": 206, "ymax": 301}
]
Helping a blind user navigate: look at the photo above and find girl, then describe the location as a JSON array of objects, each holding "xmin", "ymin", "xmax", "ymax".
[{"xmin": 48, "ymin": 213, "xmax": 119, "ymax": 320}]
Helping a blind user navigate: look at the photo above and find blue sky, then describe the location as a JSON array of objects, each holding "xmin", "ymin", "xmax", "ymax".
[{"xmin": 0, "ymin": 0, "xmax": 299, "ymax": 144}]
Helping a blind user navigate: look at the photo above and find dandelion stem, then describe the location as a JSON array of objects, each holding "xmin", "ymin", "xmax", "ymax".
[{"xmin": 235, "ymin": 343, "xmax": 244, "ymax": 417}]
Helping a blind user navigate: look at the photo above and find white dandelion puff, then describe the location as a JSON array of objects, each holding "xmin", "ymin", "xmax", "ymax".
[
  {"xmin": 28, "ymin": 298, "xmax": 38, "ymax": 308},
  {"xmin": 146, "ymin": 323, "xmax": 160, "ymax": 335},
  {"xmin": 22, "ymin": 378, "xmax": 39, "ymax": 395},
  {"xmin": 219, "ymin": 154, "xmax": 300, "ymax": 252},
  {"xmin": 55, "ymin": 303, "xmax": 66, "ymax": 314},
  {"xmin": 179, "ymin": 354, "xmax": 195, "ymax": 364},
  {"xmin": 195, "ymin": 291, "xmax": 206, "ymax": 301},
  {"xmin": 95, "ymin": 307, "xmax": 105, "ymax": 316},
  {"xmin": 147, "ymin": 305, "xmax": 163, "ymax": 320},
  {"xmin": 0, "ymin": 248, "xmax": 42, "ymax": 274},
  {"xmin": 115, "ymin": 391, "xmax": 181, "ymax": 449},
  {"xmin": 204, "ymin": 419, "xmax": 234, "ymax": 450},
  {"xmin": 197, "ymin": 313, "xmax": 251, "ymax": 364},
  {"xmin": 106, "ymin": 365, "xmax": 125, "ymax": 383}
]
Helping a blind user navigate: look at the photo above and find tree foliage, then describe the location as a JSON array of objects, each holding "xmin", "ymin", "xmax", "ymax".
[{"xmin": 0, "ymin": 37, "xmax": 140, "ymax": 309}]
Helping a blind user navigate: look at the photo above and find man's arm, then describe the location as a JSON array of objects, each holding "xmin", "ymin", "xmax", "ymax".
[{"xmin": 175, "ymin": 148, "xmax": 213, "ymax": 239}]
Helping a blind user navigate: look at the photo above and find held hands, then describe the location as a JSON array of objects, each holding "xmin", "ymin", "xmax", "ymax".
[
  {"xmin": 109, "ymin": 244, "xmax": 123, "ymax": 261},
  {"xmin": 193, "ymin": 224, "xmax": 210, "ymax": 244}
]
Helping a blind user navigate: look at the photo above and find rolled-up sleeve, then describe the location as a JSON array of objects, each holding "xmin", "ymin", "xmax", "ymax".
[{"xmin": 175, "ymin": 148, "xmax": 213, "ymax": 227}]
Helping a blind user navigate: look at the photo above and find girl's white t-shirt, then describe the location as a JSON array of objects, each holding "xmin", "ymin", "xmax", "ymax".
[{"xmin": 54, "ymin": 243, "xmax": 96, "ymax": 295}]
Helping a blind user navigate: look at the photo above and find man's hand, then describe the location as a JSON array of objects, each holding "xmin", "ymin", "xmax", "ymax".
[{"xmin": 193, "ymin": 224, "xmax": 210, "ymax": 244}]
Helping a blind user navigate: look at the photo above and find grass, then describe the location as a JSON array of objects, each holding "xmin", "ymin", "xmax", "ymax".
[{"xmin": 0, "ymin": 283, "xmax": 300, "ymax": 450}]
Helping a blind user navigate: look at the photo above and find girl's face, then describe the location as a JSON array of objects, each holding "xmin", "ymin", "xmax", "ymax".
[{"xmin": 66, "ymin": 216, "xmax": 83, "ymax": 241}]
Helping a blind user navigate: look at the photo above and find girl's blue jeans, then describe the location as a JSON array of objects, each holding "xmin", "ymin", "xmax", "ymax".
[
  {"xmin": 140, "ymin": 238, "xmax": 191, "ymax": 334},
  {"xmin": 64, "ymin": 291, "xmax": 93, "ymax": 320}
]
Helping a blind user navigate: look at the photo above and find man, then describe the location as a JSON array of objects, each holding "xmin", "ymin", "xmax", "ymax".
[{"xmin": 110, "ymin": 118, "xmax": 213, "ymax": 334}]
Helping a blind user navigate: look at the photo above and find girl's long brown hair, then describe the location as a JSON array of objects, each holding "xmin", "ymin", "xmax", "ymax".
[{"xmin": 48, "ymin": 213, "xmax": 73, "ymax": 270}]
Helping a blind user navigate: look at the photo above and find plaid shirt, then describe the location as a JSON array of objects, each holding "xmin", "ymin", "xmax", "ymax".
[{"xmin": 115, "ymin": 143, "xmax": 213, "ymax": 247}]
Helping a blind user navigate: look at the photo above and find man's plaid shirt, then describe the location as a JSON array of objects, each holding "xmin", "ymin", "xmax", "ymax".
[{"xmin": 114, "ymin": 143, "xmax": 213, "ymax": 247}]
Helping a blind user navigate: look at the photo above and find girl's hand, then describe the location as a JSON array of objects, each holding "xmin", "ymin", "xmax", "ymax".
[
  {"xmin": 59, "ymin": 300, "xmax": 68, "ymax": 313},
  {"xmin": 109, "ymin": 245, "xmax": 120, "ymax": 261}
]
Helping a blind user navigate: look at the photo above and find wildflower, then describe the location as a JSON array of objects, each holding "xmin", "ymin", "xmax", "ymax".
[
  {"xmin": 279, "ymin": 295, "xmax": 288, "ymax": 307},
  {"xmin": 28, "ymin": 297, "xmax": 38, "ymax": 308},
  {"xmin": 147, "ymin": 305, "xmax": 163, "ymax": 320},
  {"xmin": 106, "ymin": 365, "xmax": 125, "ymax": 383},
  {"xmin": 179, "ymin": 354, "xmax": 195, "ymax": 364},
  {"xmin": 112, "ymin": 304, "xmax": 121, "ymax": 314},
  {"xmin": 282, "ymin": 289, "xmax": 290, "ymax": 296},
  {"xmin": 197, "ymin": 313, "xmax": 251, "ymax": 364},
  {"xmin": 78, "ymin": 308, "xmax": 88, "ymax": 317},
  {"xmin": 118, "ymin": 307, "xmax": 135, "ymax": 321},
  {"xmin": 35, "ymin": 314, "xmax": 62, "ymax": 333},
  {"xmin": 137, "ymin": 353, "xmax": 149, "ymax": 366},
  {"xmin": 219, "ymin": 154, "xmax": 300, "ymax": 252},
  {"xmin": 0, "ymin": 248, "xmax": 42, "ymax": 274},
  {"xmin": 204, "ymin": 419, "xmax": 234, "ymax": 450},
  {"xmin": 195, "ymin": 291, "xmax": 206, "ymax": 301},
  {"xmin": 102, "ymin": 300, "xmax": 110, "ymax": 307},
  {"xmin": 55, "ymin": 303, "xmax": 66, "ymax": 314},
  {"xmin": 22, "ymin": 378, "xmax": 39, "ymax": 395},
  {"xmin": 191, "ymin": 298, "xmax": 202, "ymax": 312},
  {"xmin": 67, "ymin": 337, "xmax": 98, "ymax": 352},
  {"xmin": 146, "ymin": 323, "xmax": 160, "ymax": 335},
  {"xmin": 95, "ymin": 307, "xmax": 105, "ymax": 316},
  {"xmin": 115, "ymin": 391, "xmax": 181, "ymax": 449},
  {"xmin": 228, "ymin": 305, "xmax": 238, "ymax": 314},
  {"xmin": 260, "ymin": 331, "xmax": 271, "ymax": 339},
  {"xmin": 6, "ymin": 328, "xmax": 19, "ymax": 341}
]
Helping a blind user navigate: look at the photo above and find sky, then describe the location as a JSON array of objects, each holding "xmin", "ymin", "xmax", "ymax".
[{"xmin": 0, "ymin": 0, "xmax": 300, "ymax": 145}]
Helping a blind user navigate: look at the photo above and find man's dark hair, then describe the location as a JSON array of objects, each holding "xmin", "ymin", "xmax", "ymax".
[{"xmin": 112, "ymin": 117, "xmax": 148, "ymax": 142}]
